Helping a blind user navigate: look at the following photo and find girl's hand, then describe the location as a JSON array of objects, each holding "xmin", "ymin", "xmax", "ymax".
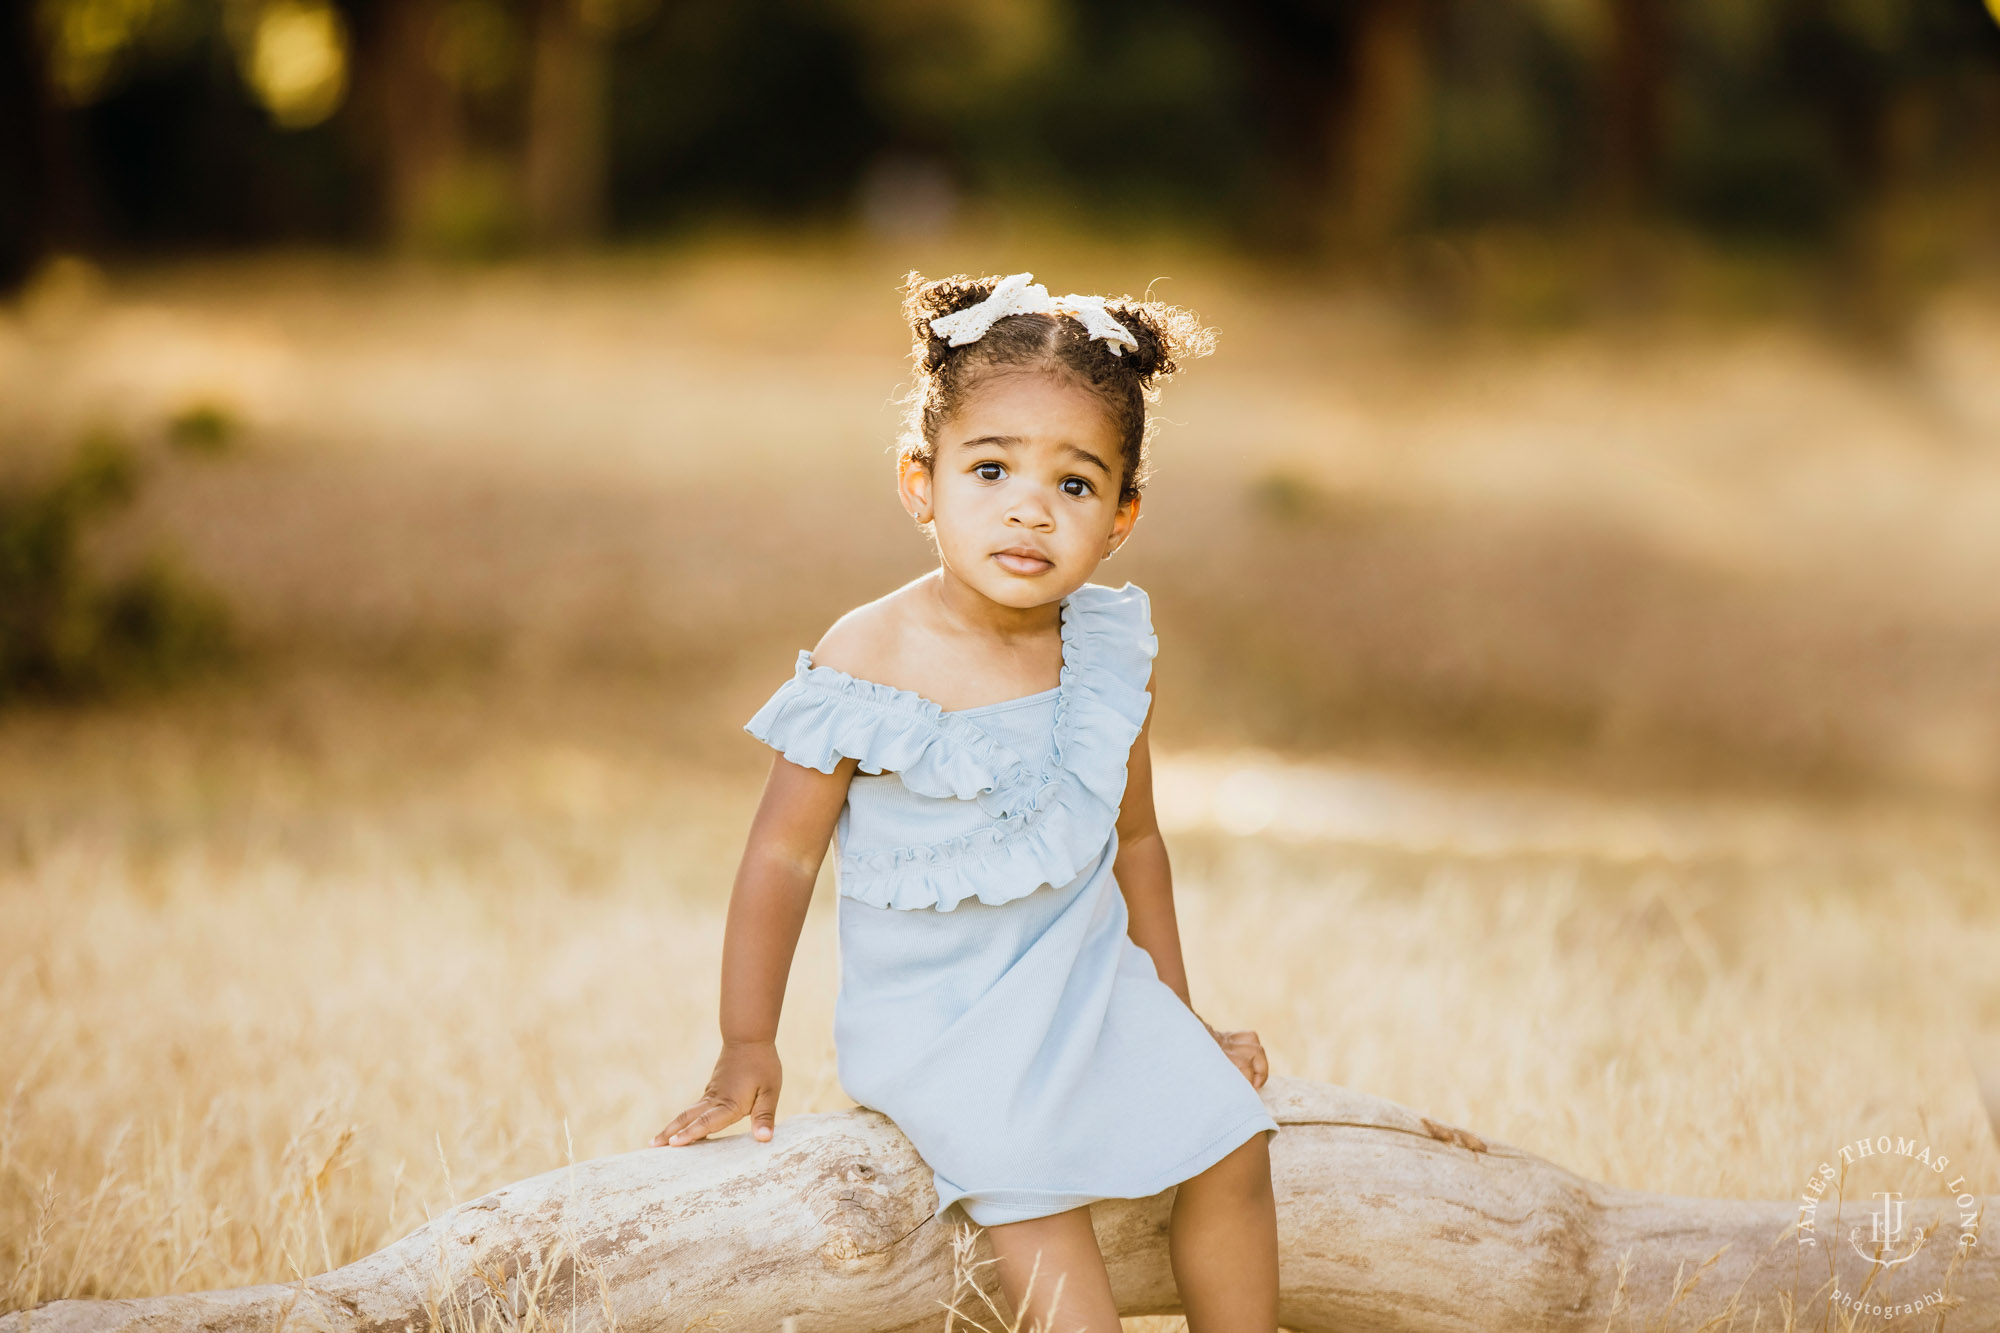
[
  {"xmin": 1202, "ymin": 1018, "xmax": 1269, "ymax": 1090},
  {"xmin": 651, "ymin": 1039, "xmax": 782, "ymax": 1147}
]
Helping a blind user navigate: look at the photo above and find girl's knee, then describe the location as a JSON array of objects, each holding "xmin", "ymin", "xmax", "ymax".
[
  {"xmin": 979, "ymin": 1208, "xmax": 1122, "ymax": 1329},
  {"xmin": 981, "ymin": 1205, "xmax": 1103, "ymax": 1271},
  {"xmin": 1180, "ymin": 1131, "xmax": 1275, "ymax": 1205}
]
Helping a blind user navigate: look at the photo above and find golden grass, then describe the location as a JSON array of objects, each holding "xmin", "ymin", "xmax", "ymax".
[{"xmin": 3, "ymin": 672, "xmax": 1997, "ymax": 1327}]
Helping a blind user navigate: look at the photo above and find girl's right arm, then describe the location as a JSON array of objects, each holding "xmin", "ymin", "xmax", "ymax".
[{"xmin": 650, "ymin": 750, "xmax": 856, "ymax": 1148}]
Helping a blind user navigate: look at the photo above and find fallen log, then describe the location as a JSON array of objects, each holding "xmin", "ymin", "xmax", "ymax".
[{"xmin": 5, "ymin": 1075, "xmax": 1993, "ymax": 1332}]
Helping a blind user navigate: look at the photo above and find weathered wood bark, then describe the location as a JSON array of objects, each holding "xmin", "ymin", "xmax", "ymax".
[{"xmin": 6, "ymin": 1076, "xmax": 1995, "ymax": 1332}]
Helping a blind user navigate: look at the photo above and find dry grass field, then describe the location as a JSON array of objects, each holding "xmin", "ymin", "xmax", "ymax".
[
  {"xmin": 4, "ymin": 237, "xmax": 2000, "ymax": 1327},
  {"xmin": 4, "ymin": 673, "xmax": 1998, "ymax": 1325}
]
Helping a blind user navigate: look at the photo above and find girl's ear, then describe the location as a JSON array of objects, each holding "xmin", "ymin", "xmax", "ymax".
[
  {"xmin": 896, "ymin": 453, "xmax": 935, "ymax": 525},
  {"xmin": 1105, "ymin": 492, "xmax": 1142, "ymax": 557}
]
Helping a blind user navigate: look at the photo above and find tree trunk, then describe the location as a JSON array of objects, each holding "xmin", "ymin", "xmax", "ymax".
[
  {"xmin": 1601, "ymin": 0, "xmax": 1668, "ymax": 214},
  {"xmin": 523, "ymin": 0, "xmax": 606, "ymax": 248},
  {"xmin": 1332, "ymin": 0, "xmax": 1431, "ymax": 251},
  {"xmin": 4, "ymin": 1075, "xmax": 1995, "ymax": 1332},
  {"xmin": 0, "ymin": 1, "xmax": 94, "ymax": 292},
  {"xmin": 339, "ymin": 0, "xmax": 466, "ymax": 249}
]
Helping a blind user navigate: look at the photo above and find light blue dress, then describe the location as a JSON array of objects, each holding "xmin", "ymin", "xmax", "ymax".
[{"xmin": 744, "ymin": 580, "xmax": 1279, "ymax": 1227}]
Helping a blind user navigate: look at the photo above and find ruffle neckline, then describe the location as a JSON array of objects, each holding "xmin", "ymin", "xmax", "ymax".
[{"xmin": 742, "ymin": 582, "xmax": 1158, "ymax": 911}]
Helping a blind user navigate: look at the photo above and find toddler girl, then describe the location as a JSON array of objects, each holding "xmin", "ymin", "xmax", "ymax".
[{"xmin": 653, "ymin": 270, "xmax": 1280, "ymax": 1332}]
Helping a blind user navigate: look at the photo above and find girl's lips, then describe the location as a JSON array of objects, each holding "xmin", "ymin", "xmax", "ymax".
[{"xmin": 992, "ymin": 549, "xmax": 1054, "ymax": 575}]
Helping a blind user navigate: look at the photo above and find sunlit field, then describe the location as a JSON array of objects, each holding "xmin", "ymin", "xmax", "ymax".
[
  {"xmin": 5, "ymin": 672, "xmax": 1999, "ymax": 1323},
  {"xmin": 5, "ymin": 241, "xmax": 2000, "ymax": 1325}
]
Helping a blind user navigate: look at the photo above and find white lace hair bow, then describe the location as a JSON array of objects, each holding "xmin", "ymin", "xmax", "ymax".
[{"xmin": 927, "ymin": 271, "xmax": 1140, "ymax": 356}]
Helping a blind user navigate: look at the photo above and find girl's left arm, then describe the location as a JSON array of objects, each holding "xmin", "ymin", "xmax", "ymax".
[
  {"xmin": 1114, "ymin": 663, "xmax": 1193, "ymax": 1005},
  {"xmin": 1115, "ymin": 663, "xmax": 1269, "ymax": 1089}
]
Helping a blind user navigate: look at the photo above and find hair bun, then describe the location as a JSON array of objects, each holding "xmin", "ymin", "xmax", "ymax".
[
  {"xmin": 900, "ymin": 271, "xmax": 1000, "ymax": 374},
  {"xmin": 1101, "ymin": 297, "xmax": 1216, "ymax": 386}
]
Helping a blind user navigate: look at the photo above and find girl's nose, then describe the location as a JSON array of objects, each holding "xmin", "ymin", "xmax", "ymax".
[
  {"xmin": 1008, "ymin": 480, "xmax": 1056, "ymax": 528},
  {"xmin": 1004, "ymin": 494, "xmax": 1056, "ymax": 529}
]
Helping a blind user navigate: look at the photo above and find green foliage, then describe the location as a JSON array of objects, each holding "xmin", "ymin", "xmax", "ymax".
[
  {"xmin": 1248, "ymin": 469, "xmax": 1325, "ymax": 523},
  {"xmin": 166, "ymin": 399, "xmax": 241, "ymax": 455},
  {"xmin": 0, "ymin": 430, "xmax": 234, "ymax": 704},
  {"xmin": 408, "ymin": 156, "xmax": 528, "ymax": 260}
]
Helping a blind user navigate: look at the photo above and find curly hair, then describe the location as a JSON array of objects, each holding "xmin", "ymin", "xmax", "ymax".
[{"xmin": 895, "ymin": 271, "xmax": 1217, "ymax": 505}]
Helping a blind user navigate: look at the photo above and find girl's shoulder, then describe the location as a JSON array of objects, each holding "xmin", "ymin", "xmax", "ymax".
[
  {"xmin": 802, "ymin": 586, "xmax": 920, "ymax": 691},
  {"xmin": 740, "ymin": 578, "xmax": 1156, "ymax": 790},
  {"xmin": 739, "ymin": 582, "xmax": 1002, "ymax": 796},
  {"xmin": 806, "ymin": 578, "xmax": 1157, "ymax": 691}
]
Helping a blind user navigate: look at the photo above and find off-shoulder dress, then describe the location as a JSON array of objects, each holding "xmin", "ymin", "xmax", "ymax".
[{"xmin": 743, "ymin": 580, "xmax": 1279, "ymax": 1227}]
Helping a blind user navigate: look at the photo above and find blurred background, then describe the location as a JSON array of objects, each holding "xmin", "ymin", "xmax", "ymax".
[{"xmin": 6, "ymin": 0, "xmax": 2000, "ymax": 1321}]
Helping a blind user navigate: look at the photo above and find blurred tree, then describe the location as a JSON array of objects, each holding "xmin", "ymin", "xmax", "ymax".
[
  {"xmin": 1196, "ymin": 2, "xmax": 1342, "ymax": 252},
  {"xmin": 523, "ymin": 0, "xmax": 606, "ymax": 245},
  {"xmin": 1203, "ymin": 0, "xmax": 1438, "ymax": 254},
  {"xmin": 606, "ymin": 0, "xmax": 885, "ymax": 228},
  {"xmin": 337, "ymin": 0, "xmax": 473, "ymax": 249},
  {"xmin": 13, "ymin": 0, "xmax": 365, "ymax": 257},
  {"xmin": 1603, "ymin": 0, "xmax": 1667, "ymax": 212},
  {"xmin": 1, "ymin": 3, "xmax": 63, "ymax": 290},
  {"xmin": 522, "ymin": 0, "xmax": 656, "ymax": 245},
  {"xmin": 1341, "ymin": 0, "xmax": 1434, "ymax": 247},
  {"xmin": 1422, "ymin": 1, "xmax": 1591, "ymax": 228},
  {"xmin": 4, "ymin": 0, "xmax": 1997, "ymax": 273}
]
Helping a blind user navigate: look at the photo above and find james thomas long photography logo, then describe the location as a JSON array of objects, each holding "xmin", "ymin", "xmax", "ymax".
[{"xmin": 1795, "ymin": 1131, "xmax": 1984, "ymax": 1270}]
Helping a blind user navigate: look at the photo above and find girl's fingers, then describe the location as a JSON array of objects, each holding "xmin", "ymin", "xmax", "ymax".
[
  {"xmin": 1215, "ymin": 1030, "xmax": 1269, "ymax": 1088},
  {"xmin": 751, "ymin": 1084, "xmax": 779, "ymax": 1142},
  {"xmin": 651, "ymin": 1110, "xmax": 698, "ymax": 1148},
  {"xmin": 656, "ymin": 1099, "xmax": 732, "ymax": 1147},
  {"xmin": 650, "ymin": 1106, "xmax": 699, "ymax": 1147},
  {"xmin": 675, "ymin": 1105, "xmax": 726, "ymax": 1144}
]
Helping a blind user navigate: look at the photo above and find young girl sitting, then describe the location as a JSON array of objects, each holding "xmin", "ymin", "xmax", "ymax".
[{"xmin": 653, "ymin": 270, "xmax": 1281, "ymax": 1332}]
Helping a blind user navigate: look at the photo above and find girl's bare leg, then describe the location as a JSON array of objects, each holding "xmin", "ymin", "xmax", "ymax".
[
  {"xmin": 979, "ymin": 1205, "xmax": 1124, "ymax": 1332},
  {"xmin": 1167, "ymin": 1131, "xmax": 1280, "ymax": 1332}
]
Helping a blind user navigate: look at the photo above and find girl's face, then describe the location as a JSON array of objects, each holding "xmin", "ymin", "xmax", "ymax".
[{"xmin": 899, "ymin": 370, "xmax": 1140, "ymax": 611}]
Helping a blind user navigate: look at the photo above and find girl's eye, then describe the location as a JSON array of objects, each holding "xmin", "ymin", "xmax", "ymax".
[
  {"xmin": 974, "ymin": 462, "xmax": 1005, "ymax": 481},
  {"xmin": 1061, "ymin": 477, "xmax": 1094, "ymax": 497}
]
